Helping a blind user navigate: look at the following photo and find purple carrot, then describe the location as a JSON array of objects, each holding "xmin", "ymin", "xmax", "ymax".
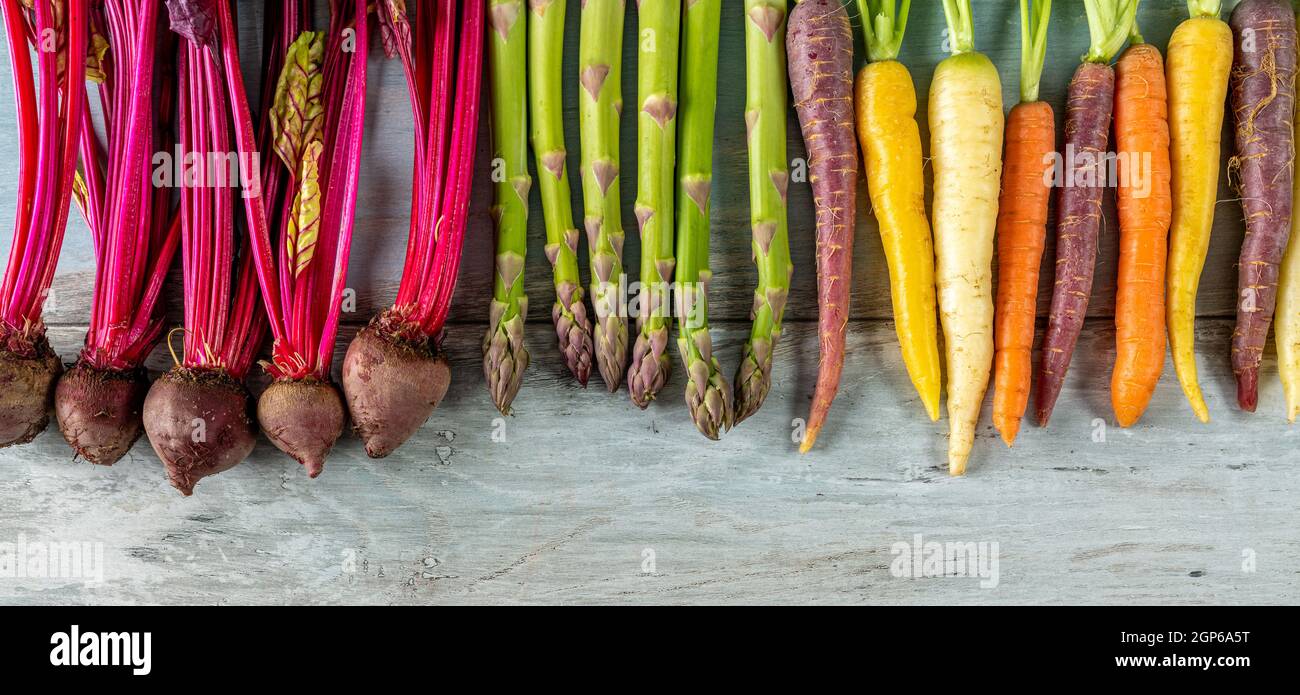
[
  {"xmin": 1036, "ymin": 61, "xmax": 1114, "ymax": 426},
  {"xmin": 1229, "ymin": 0, "xmax": 1297, "ymax": 412}
]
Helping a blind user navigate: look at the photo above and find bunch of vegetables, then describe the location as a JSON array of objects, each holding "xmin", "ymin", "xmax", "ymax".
[
  {"xmin": 674, "ymin": 0, "xmax": 729, "ymax": 439},
  {"xmin": 579, "ymin": 0, "xmax": 628, "ymax": 391},
  {"xmin": 1226, "ymin": 0, "xmax": 1296, "ymax": 413},
  {"xmin": 855, "ymin": 0, "xmax": 938, "ymax": 430},
  {"xmin": 483, "ymin": 0, "xmax": 530, "ymax": 414},
  {"xmin": 142, "ymin": 0, "xmax": 272, "ymax": 496},
  {"xmin": 530, "ymin": 0, "xmax": 592, "ymax": 393},
  {"xmin": 343, "ymin": 0, "xmax": 482, "ymax": 458},
  {"xmin": 788, "ymin": 0, "xmax": 855, "ymax": 451},
  {"xmin": 1111, "ymin": 10, "xmax": 1171, "ymax": 428},
  {"xmin": 1166, "ymin": 0, "xmax": 1233, "ymax": 423},
  {"xmin": 237, "ymin": 0, "xmax": 369, "ymax": 476},
  {"xmin": 735, "ymin": 0, "xmax": 791, "ymax": 425},
  {"xmin": 0, "ymin": 0, "xmax": 86, "ymax": 448},
  {"xmin": 992, "ymin": 0, "xmax": 1053, "ymax": 446},
  {"xmin": 59, "ymin": 0, "xmax": 180, "ymax": 466}
]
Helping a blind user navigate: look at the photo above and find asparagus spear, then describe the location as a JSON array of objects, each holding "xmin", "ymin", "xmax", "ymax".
[
  {"xmin": 628, "ymin": 0, "xmax": 682, "ymax": 408},
  {"xmin": 579, "ymin": 0, "xmax": 629, "ymax": 392},
  {"xmin": 735, "ymin": 0, "xmax": 793, "ymax": 424},
  {"xmin": 484, "ymin": 0, "xmax": 530, "ymax": 414},
  {"xmin": 675, "ymin": 0, "xmax": 730, "ymax": 438},
  {"xmin": 530, "ymin": 0, "xmax": 593, "ymax": 385}
]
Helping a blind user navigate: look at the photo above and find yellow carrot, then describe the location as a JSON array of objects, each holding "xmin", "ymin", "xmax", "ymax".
[
  {"xmin": 1165, "ymin": 1, "xmax": 1233, "ymax": 424},
  {"xmin": 931, "ymin": 0, "xmax": 1003, "ymax": 475},
  {"xmin": 855, "ymin": 0, "xmax": 941, "ymax": 422},
  {"xmin": 1277, "ymin": 7, "xmax": 1300, "ymax": 422}
]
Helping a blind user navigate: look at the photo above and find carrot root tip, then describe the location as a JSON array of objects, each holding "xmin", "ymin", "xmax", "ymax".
[{"xmin": 1236, "ymin": 369, "xmax": 1258, "ymax": 413}]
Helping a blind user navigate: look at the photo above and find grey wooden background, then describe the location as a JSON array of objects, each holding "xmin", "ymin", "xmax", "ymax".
[{"xmin": 1, "ymin": 1, "xmax": 1295, "ymax": 605}]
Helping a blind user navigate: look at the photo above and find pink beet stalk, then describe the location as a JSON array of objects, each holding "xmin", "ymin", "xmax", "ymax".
[
  {"xmin": 340, "ymin": 0, "xmax": 483, "ymax": 458},
  {"xmin": 231, "ymin": 0, "xmax": 368, "ymax": 477},
  {"xmin": 54, "ymin": 0, "xmax": 182, "ymax": 467},
  {"xmin": 0, "ymin": 0, "xmax": 88, "ymax": 449},
  {"xmin": 141, "ymin": 0, "xmax": 274, "ymax": 496}
]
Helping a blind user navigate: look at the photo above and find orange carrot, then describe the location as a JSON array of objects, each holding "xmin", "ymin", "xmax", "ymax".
[
  {"xmin": 991, "ymin": 0, "xmax": 1053, "ymax": 447},
  {"xmin": 1111, "ymin": 40, "xmax": 1172, "ymax": 427},
  {"xmin": 992, "ymin": 102, "xmax": 1054, "ymax": 446}
]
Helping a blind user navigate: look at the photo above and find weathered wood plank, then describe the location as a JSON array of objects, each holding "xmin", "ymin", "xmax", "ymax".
[{"xmin": 0, "ymin": 320, "xmax": 1295, "ymax": 605}]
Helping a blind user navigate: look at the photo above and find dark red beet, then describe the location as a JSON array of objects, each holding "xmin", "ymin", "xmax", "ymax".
[
  {"xmin": 54, "ymin": 362, "xmax": 148, "ymax": 465},
  {"xmin": 0, "ymin": 341, "xmax": 62, "ymax": 447},
  {"xmin": 341, "ymin": 325, "xmax": 450, "ymax": 459},
  {"xmin": 141, "ymin": 367, "xmax": 256, "ymax": 496},
  {"xmin": 257, "ymin": 378, "xmax": 345, "ymax": 477}
]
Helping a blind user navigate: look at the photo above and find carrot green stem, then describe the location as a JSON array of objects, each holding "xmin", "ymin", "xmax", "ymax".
[
  {"xmin": 859, "ymin": 0, "xmax": 911, "ymax": 63},
  {"xmin": 940, "ymin": 0, "xmax": 974, "ymax": 55},
  {"xmin": 1019, "ymin": 0, "xmax": 1051, "ymax": 103},
  {"xmin": 1083, "ymin": 0, "xmax": 1136, "ymax": 63},
  {"xmin": 1186, "ymin": 0, "xmax": 1221, "ymax": 19}
]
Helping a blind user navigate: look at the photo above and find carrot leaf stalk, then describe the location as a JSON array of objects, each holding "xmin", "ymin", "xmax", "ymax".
[
  {"xmin": 992, "ymin": 0, "xmax": 1054, "ymax": 446},
  {"xmin": 1166, "ymin": 0, "xmax": 1232, "ymax": 423},
  {"xmin": 628, "ymin": 0, "xmax": 681, "ymax": 408},
  {"xmin": 674, "ymin": 0, "xmax": 731, "ymax": 439},
  {"xmin": 856, "ymin": 0, "xmax": 941, "ymax": 423},
  {"xmin": 791, "ymin": 0, "xmax": 856, "ymax": 451},
  {"xmin": 579, "ymin": 0, "xmax": 629, "ymax": 392},
  {"xmin": 1227, "ymin": 0, "xmax": 1297, "ymax": 412},
  {"xmin": 734, "ymin": 0, "xmax": 792, "ymax": 426},
  {"xmin": 527, "ymin": 0, "xmax": 593, "ymax": 389},
  {"xmin": 1035, "ymin": 0, "xmax": 1135, "ymax": 427},
  {"xmin": 483, "ymin": 0, "xmax": 530, "ymax": 415},
  {"xmin": 930, "ymin": 0, "xmax": 1002, "ymax": 474}
]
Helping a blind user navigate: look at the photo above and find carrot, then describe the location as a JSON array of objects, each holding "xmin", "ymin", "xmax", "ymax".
[
  {"xmin": 1111, "ymin": 33, "xmax": 1172, "ymax": 427},
  {"xmin": 1036, "ymin": 0, "xmax": 1135, "ymax": 426},
  {"xmin": 1166, "ymin": 0, "xmax": 1233, "ymax": 423},
  {"xmin": 992, "ymin": 0, "xmax": 1053, "ymax": 447},
  {"xmin": 1278, "ymin": 7, "xmax": 1300, "ymax": 422},
  {"xmin": 930, "ymin": 0, "xmax": 1002, "ymax": 475},
  {"xmin": 1227, "ymin": 0, "xmax": 1297, "ymax": 412},
  {"xmin": 788, "ymin": 0, "xmax": 856, "ymax": 452},
  {"xmin": 855, "ymin": 0, "xmax": 941, "ymax": 424}
]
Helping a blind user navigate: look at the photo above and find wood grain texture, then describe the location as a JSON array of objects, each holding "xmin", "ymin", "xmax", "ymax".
[{"xmin": 0, "ymin": 2, "xmax": 1292, "ymax": 605}]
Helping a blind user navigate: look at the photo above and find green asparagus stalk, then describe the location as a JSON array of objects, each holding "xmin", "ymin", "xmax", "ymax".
[
  {"xmin": 484, "ymin": 0, "xmax": 530, "ymax": 414},
  {"xmin": 579, "ymin": 0, "xmax": 629, "ymax": 391},
  {"xmin": 734, "ymin": 0, "xmax": 793, "ymax": 425},
  {"xmin": 530, "ymin": 0, "xmax": 593, "ymax": 385},
  {"xmin": 675, "ymin": 0, "xmax": 730, "ymax": 438},
  {"xmin": 628, "ymin": 0, "xmax": 681, "ymax": 408}
]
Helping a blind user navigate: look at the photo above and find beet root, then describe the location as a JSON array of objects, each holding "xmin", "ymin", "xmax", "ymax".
[
  {"xmin": 257, "ymin": 378, "xmax": 345, "ymax": 477},
  {"xmin": 341, "ymin": 325, "xmax": 450, "ymax": 459},
  {"xmin": 142, "ymin": 367, "xmax": 256, "ymax": 496},
  {"xmin": 0, "ymin": 342, "xmax": 62, "ymax": 448},
  {"xmin": 54, "ymin": 362, "xmax": 149, "ymax": 465}
]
